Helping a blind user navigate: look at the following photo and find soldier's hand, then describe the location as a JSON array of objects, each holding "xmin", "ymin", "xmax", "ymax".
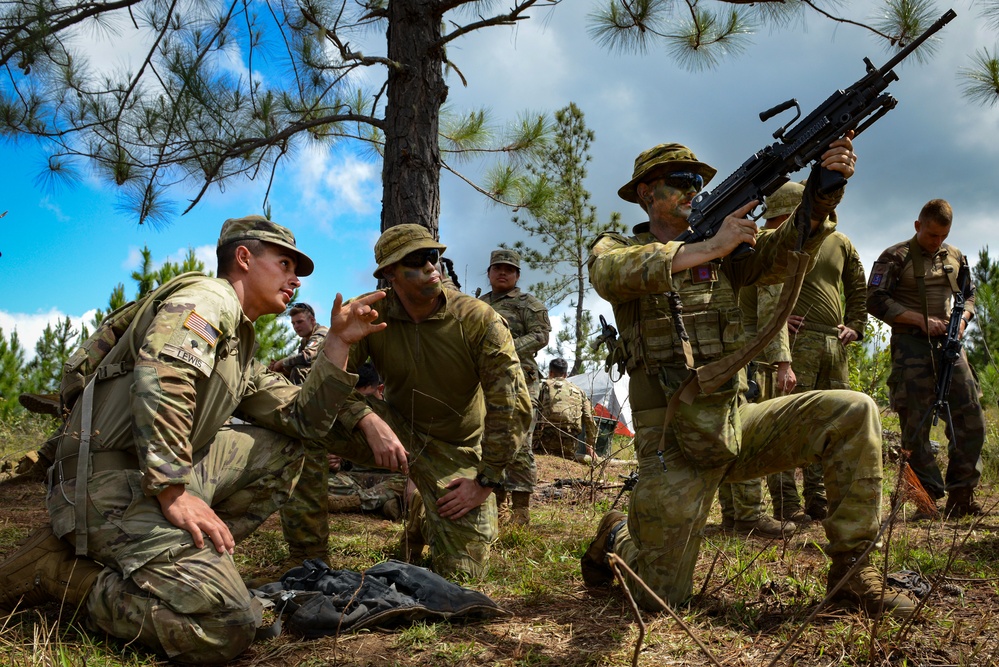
[
  {"xmin": 323, "ymin": 291, "xmax": 388, "ymax": 369},
  {"xmin": 437, "ymin": 477, "xmax": 492, "ymax": 520},
  {"xmin": 157, "ymin": 485, "xmax": 235, "ymax": 555},
  {"xmin": 923, "ymin": 316, "xmax": 947, "ymax": 337},
  {"xmin": 820, "ymin": 131, "xmax": 857, "ymax": 179},
  {"xmin": 776, "ymin": 362, "xmax": 796, "ymax": 394},
  {"xmin": 837, "ymin": 325, "xmax": 859, "ymax": 345},
  {"xmin": 358, "ymin": 413, "xmax": 410, "ymax": 474},
  {"xmin": 711, "ymin": 201, "xmax": 759, "ymax": 257},
  {"xmin": 787, "ymin": 314, "xmax": 805, "ymax": 334}
]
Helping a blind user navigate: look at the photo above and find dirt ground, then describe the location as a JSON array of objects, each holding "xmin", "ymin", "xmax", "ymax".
[{"xmin": 3, "ymin": 452, "xmax": 999, "ymax": 666}]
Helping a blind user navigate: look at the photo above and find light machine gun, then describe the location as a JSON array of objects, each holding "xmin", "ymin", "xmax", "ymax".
[
  {"xmin": 932, "ymin": 257, "xmax": 973, "ymax": 426},
  {"xmin": 677, "ymin": 9, "xmax": 957, "ymax": 258}
]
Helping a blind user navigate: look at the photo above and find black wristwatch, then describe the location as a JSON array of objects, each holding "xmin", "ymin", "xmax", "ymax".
[{"xmin": 475, "ymin": 472, "xmax": 503, "ymax": 489}]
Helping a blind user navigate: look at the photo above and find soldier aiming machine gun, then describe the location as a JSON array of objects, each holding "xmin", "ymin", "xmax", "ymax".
[
  {"xmin": 932, "ymin": 257, "xmax": 973, "ymax": 426},
  {"xmin": 678, "ymin": 9, "xmax": 957, "ymax": 258}
]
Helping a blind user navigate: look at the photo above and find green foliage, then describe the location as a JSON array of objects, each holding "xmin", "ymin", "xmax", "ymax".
[
  {"xmin": 0, "ymin": 327, "xmax": 27, "ymax": 420},
  {"xmin": 254, "ymin": 313, "xmax": 298, "ymax": 365},
  {"xmin": 849, "ymin": 320, "xmax": 892, "ymax": 406},
  {"xmin": 967, "ymin": 247, "xmax": 999, "ymax": 405},
  {"xmin": 23, "ymin": 316, "xmax": 77, "ymax": 394}
]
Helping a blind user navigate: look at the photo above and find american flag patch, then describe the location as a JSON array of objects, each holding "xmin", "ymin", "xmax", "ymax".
[{"xmin": 184, "ymin": 311, "xmax": 221, "ymax": 347}]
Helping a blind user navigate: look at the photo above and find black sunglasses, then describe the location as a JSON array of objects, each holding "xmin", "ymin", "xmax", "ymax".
[
  {"xmin": 289, "ymin": 302, "xmax": 314, "ymax": 315},
  {"xmin": 399, "ymin": 248, "xmax": 441, "ymax": 268},
  {"xmin": 660, "ymin": 171, "xmax": 704, "ymax": 192}
]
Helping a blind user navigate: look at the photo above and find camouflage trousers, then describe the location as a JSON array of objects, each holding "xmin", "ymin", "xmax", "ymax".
[
  {"xmin": 280, "ymin": 438, "xmax": 330, "ymax": 561},
  {"xmin": 612, "ymin": 389, "xmax": 883, "ymax": 611},
  {"xmin": 717, "ymin": 478, "xmax": 764, "ymax": 522},
  {"xmin": 502, "ymin": 379, "xmax": 539, "ymax": 494},
  {"xmin": 325, "ymin": 404, "xmax": 497, "ymax": 580},
  {"xmin": 328, "ymin": 470, "xmax": 407, "ymax": 512},
  {"xmin": 534, "ymin": 426, "xmax": 587, "ymax": 461},
  {"xmin": 767, "ymin": 329, "xmax": 846, "ymax": 516},
  {"xmin": 47, "ymin": 424, "xmax": 303, "ymax": 664},
  {"xmin": 888, "ymin": 334, "xmax": 986, "ymax": 500}
]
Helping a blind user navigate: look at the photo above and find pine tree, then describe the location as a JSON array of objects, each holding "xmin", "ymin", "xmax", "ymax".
[
  {"xmin": 24, "ymin": 317, "xmax": 77, "ymax": 394},
  {"xmin": 0, "ymin": 327, "xmax": 27, "ymax": 419},
  {"xmin": 506, "ymin": 103, "xmax": 624, "ymax": 375}
]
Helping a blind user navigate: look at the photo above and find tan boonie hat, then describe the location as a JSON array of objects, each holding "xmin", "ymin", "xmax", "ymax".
[
  {"xmin": 218, "ymin": 215, "xmax": 315, "ymax": 277},
  {"xmin": 489, "ymin": 248, "xmax": 520, "ymax": 269},
  {"xmin": 618, "ymin": 143, "xmax": 717, "ymax": 203},
  {"xmin": 764, "ymin": 181, "xmax": 805, "ymax": 220},
  {"xmin": 373, "ymin": 224, "xmax": 447, "ymax": 278}
]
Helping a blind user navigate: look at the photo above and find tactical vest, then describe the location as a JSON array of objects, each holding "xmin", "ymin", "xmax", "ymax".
[{"xmin": 608, "ymin": 232, "xmax": 744, "ymax": 373}]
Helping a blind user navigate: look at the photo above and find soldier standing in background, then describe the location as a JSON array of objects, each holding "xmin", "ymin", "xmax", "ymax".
[
  {"xmin": 768, "ymin": 183, "xmax": 868, "ymax": 522},
  {"xmin": 268, "ymin": 302, "xmax": 329, "ymax": 384},
  {"xmin": 716, "ymin": 184, "xmax": 806, "ymax": 539},
  {"xmin": 479, "ymin": 249, "xmax": 551, "ymax": 526},
  {"xmin": 867, "ymin": 198, "xmax": 986, "ymax": 518},
  {"xmin": 534, "ymin": 358, "xmax": 598, "ymax": 462}
]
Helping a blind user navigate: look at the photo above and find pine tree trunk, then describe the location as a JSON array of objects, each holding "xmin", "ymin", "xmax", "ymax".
[{"xmin": 381, "ymin": 0, "xmax": 446, "ymax": 239}]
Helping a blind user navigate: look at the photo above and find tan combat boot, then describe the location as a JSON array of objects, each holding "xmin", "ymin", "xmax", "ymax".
[
  {"xmin": 826, "ymin": 551, "xmax": 917, "ymax": 619},
  {"xmin": 509, "ymin": 491, "xmax": 531, "ymax": 528},
  {"xmin": 580, "ymin": 511, "xmax": 627, "ymax": 588},
  {"xmin": 0, "ymin": 525, "xmax": 103, "ymax": 614},
  {"xmin": 734, "ymin": 516, "xmax": 797, "ymax": 539}
]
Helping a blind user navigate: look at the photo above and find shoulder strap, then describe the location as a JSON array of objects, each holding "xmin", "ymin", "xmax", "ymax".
[{"xmin": 908, "ymin": 237, "xmax": 930, "ymax": 333}]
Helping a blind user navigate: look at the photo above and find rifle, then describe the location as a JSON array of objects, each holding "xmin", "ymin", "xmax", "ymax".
[
  {"xmin": 610, "ymin": 470, "xmax": 639, "ymax": 510},
  {"xmin": 677, "ymin": 9, "xmax": 957, "ymax": 258},
  {"xmin": 932, "ymin": 257, "xmax": 973, "ymax": 426},
  {"xmin": 591, "ymin": 314, "xmax": 626, "ymax": 377}
]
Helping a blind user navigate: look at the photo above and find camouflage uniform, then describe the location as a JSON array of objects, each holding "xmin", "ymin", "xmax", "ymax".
[
  {"xmin": 867, "ymin": 237, "xmax": 984, "ymax": 500},
  {"xmin": 43, "ymin": 218, "xmax": 357, "ymax": 663},
  {"xmin": 717, "ymin": 284, "xmax": 790, "ymax": 524},
  {"xmin": 588, "ymin": 153, "xmax": 885, "ymax": 610},
  {"xmin": 479, "ymin": 257, "xmax": 551, "ymax": 495},
  {"xmin": 325, "ymin": 286, "xmax": 532, "ymax": 579},
  {"xmin": 279, "ymin": 322, "xmax": 334, "ymax": 562},
  {"xmin": 328, "ymin": 468, "xmax": 407, "ymax": 514},
  {"xmin": 768, "ymin": 231, "xmax": 867, "ymax": 517},
  {"xmin": 534, "ymin": 377, "xmax": 598, "ymax": 461}
]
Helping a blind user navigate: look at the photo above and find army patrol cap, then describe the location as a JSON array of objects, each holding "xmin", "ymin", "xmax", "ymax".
[
  {"xmin": 764, "ymin": 181, "xmax": 805, "ymax": 220},
  {"xmin": 218, "ymin": 215, "xmax": 315, "ymax": 277},
  {"xmin": 489, "ymin": 248, "xmax": 521, "ymax": 270},
  {"xmin": 618, "ymin": 143, "xmax": 718, "ymax": 203},
  {"xmin": 373, "ymin": 224, "xmax": 447, "ymax": 278}
]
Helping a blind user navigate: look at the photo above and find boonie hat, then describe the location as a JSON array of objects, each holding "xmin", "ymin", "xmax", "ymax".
[
  {"xmin": 618, "ymin": 143, "xmax": 717, "ymax": 203},
  {"xmin": 373, "ymin": 224, "xmax": 447, "ymax": 278},
  {"xmin": 218, "ymin": 215, "xmax": 315, "ymax": 277},
  {"xmin": 764, "ymin": 181, "xmax": 805, "ymax": 220},
  {"xmin": 489, "ymin": 248, "xmax": 521, "ymax": 270}
]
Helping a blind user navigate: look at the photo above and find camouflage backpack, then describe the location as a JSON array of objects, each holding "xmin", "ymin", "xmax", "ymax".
[
  {"xmin": 59, "ymin": 273, "xmax": 208, "ymax": 412},
  {"xmin": 539, "ymin": 379, "xmax": 582, "ymax": 428}
]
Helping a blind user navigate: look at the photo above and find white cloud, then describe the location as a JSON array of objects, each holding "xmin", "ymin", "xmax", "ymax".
[
  {"xmin": 293, "ymin": 145, "xmax": 380, "ymax": 218},
  {"xmin": 0, "ymin": 309, "xmax": 97, "ymax": 361}
]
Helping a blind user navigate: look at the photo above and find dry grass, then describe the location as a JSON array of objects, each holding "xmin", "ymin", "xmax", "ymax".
[{"xmin": 1, "ymin": 415, "xmax": 999, "ymax": 665}]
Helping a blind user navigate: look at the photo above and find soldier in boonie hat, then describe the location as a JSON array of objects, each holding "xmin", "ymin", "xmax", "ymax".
[
  {"xmin": 373, "ymin": 224, "xmax": 447, "ymax": 279},
  {"xmin": 489, "ymin": 248, "xmax": 521, "ymax": 270},
  {"xmin": 218, "ymin": 215, "xmax": 316, "ymax": 277},
  {"xmin": 764, "ymin": 181, "xmax": 805, "ymax": 221},
  {"xmin": 617, "ymin": 143, "xmax": 717, "ymax": 204}
]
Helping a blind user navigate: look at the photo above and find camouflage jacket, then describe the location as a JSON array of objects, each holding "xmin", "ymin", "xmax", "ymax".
[
  {"xmin": 588, "ymin": 210, "xmax": 833, "ymax": 413},
  {"xmin": 478, "ymin": 287, "xmax": 551, "ymax": 384},
  {"xmin": 739, "ymin": 284, "xmax": 791, "ymax": 365},
  {"xmin": 867, "ymin": 237, "xmax": 975, "ymax": 325},
  {"xmin": 538, "ymin": 378, "xmax": 598, "ymax": 448},
  {"xmin": 282, "ymin": 324, "xmax": 330, "ymax": 384},
  {"xmin": 52, "ymin": 275, "xmax": 357, "ymax": 497},
  {"xmin": 338, "ymin": 288, "xmax": 532, "ymax": 484}
]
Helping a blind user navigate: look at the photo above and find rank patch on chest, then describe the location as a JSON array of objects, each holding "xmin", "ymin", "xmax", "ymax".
[
  {"xmin": 691, "ymin": 264, "xmax": 718, "ymax": 284},
  {"xmin": 184, "ymin": 311, "xmax": 221, "ymax": 347}
]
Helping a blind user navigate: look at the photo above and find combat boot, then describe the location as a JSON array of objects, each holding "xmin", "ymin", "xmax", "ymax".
[
  {"xmin": 826, "ymin": 551, "xmax": 917, "ymax": 619},
  {"xmin": 734, "ymin": 516, "xmax": 797, "ymax": 539},
  {"xmin": 327, "ymin": 493, "xmax": 363, "ymax": 513},
  {"xmin": 382, "ymin": 497, "xmax": 402, "ymax": 521},
  {"xmin": 581, "ymin": 511, "xmax": 626, "ymax": 588},
  {"xmin": 510, "ymin": 492, "xmax": 531, "ymax": 528},
  {"xmin": 774, "ymin": 507, "xmax": 812, "ymax": 524},
  {"xmin": 945, "ymin": 487, "xmax": 985, "ymax": 519},
  {"xmin": 0, "ymin": 525, "xmax": 102, "ymax": 614}
]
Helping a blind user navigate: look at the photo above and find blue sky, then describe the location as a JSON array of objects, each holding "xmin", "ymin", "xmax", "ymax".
[{"xmin": 2, "ymin": 4, "xmax": 997, "ymax": 361}]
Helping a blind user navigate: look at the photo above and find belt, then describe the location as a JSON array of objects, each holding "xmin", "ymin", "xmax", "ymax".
[
  {"xmin": 795, "ymin": 323, "xmax": 842, "ymax": 337},
  {"xmin": 55, "ymin": 449, "xmax": 139, "ymax": 482},
  {"xmin": 891, "ymin": 325, "xmax": 925, "ymax": 337}
]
